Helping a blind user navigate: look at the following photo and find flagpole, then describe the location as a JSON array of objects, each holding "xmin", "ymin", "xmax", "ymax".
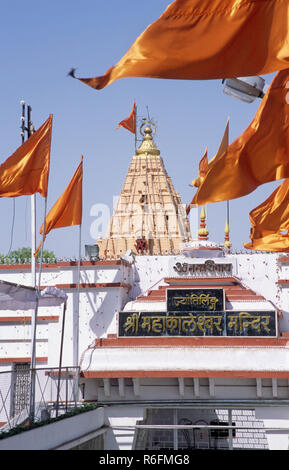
[
  {"xmin": 20, "ymin": 101, "xmax": 38, "ymax": 422},
  {"xmin": 28, "ymin": 105, "xmax": 37, "ymax": 288},
  {"xmin": 56, "ymin": 300, "xmax": 67, "ymax": 417},
  {"xmin": 29, "ymin": 110, "xmax": 50, "ymax": 421},
  {"xmin": 135, "ymin": 102, "xmax": 137, "ymax": 154},
  {"xmin": 227, "ymin": 200, "xmax": 230, "ymax": 226},
  {"xmin": 29, "ymin": 195, "xmax": 48, "ymax": 422},
  {"xmin": 73, "ymin": 222, "xmax": 81, "ymax": 404},
  {"xmin": 20, "ymin": 101, "xmax": 36, "ymax": 287}
]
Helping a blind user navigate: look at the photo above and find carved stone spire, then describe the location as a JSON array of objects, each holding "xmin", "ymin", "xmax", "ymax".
[{"xmin": 97, "ymin": 121, "xmax": 191, "ymax": 258}]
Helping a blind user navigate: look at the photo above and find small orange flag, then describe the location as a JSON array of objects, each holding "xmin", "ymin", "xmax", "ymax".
[
  {"xmin": 0, "ymin": 115, "xmax": 52, "ymax": 198},
  {"xmin": 118, "ymin": 102, "xmax": 136, "ymax": 134},
  {"xmin": 186, "ymin": 148, "xmax": 208, "ymax": 214},
  {"xmin": 192, "ymin": 69, "xmax": 289, "ymax": 206},
  {"xmin": 191, "ymin": 148, "xmax": 208, "ymax": 189},
  {"xmin": 208, "ymin": 118, "xmax": 229, "ymax": 169},
  {"xmin": 69, "ymin": 0, "xmax": 289, "ymax": 90},
  {"xmin": 187, "ymin": 118, "xmax": 229, "ymax": 214},
  {"xmin": 244, "ymin": 179, "xmax": 289, "ymax": 252},
  {"xmin": 35, "ymin": 156, "xmax": 83, "ymax": 256}
]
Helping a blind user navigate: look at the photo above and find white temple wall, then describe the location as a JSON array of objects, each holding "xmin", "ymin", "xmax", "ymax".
[
  {"xmin": 0, "ymin": 262, "xmax": 132, "ymax": 367},
  {"xmin": 0, "ymin": 263, "xmax": 131, "ymax": 289},
  {"xmin": 255, "ymin": 407, "xmax": 289, "ymax": 450},
  {"xmin": 233, "ymin": 253, "xmax": 288, "ymax": 332},
  {"xmin": 48, "ymin": 286, "xmax": 130, "ymax": 367},
  {"xmin": 78, "ymin": 286, "xmax": 129, "ymax": 343},
  {"xmin": 104, "ymin": 405, "xmax": 145, "ymax": 450},
  {"xmin": 233, "ymin": 253, "xmax": 280, "ymax": 306}
]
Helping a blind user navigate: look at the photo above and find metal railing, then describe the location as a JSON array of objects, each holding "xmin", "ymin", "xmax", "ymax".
[{"xmin": 0, "ymin": 366, "xmax": 80, "ymax": 433}]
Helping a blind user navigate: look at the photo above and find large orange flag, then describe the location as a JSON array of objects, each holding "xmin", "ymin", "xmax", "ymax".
[
  {"xmin": 35, "ymin": 156, "xmax": 83, "ymax": 256},
  {"xmin": 244, "ymin": 179, "xmax": 289, "ymax": 252},
  {"xmin": 192, "ymin": 69, "xmax": 289, "ymax": 206},
  {"xmin": 69, "ymin": 0, "xmax": 289, "ymax": 90},
  {"xmin": 118, "ymin": 102, "xmax": 136, "ymax": 134},
  {"xmin": 0, "ymin": 115, "xmax": 52, "ymax": 198}
]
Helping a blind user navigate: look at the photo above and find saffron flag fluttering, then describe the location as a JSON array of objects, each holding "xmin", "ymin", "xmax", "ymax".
[
  {"xmin": 192, "ymin": 69, "xmax": 289, "ymax": 206},
  {"xmin": 69, "ymin": 0, "xmax": 289, "ymax": 90},
  {"xmin": 208, "ymin": 118, "xmax": 229, "ymax": 169},
  {"xmin": 0, "ymin": 115, "xmax": 52, "ymax": 198},
  {"xmin": 118, "ymin": 102, "xmax": 136, "ymax": 134},
  {"xmin": 35, "ymin": 156, "xmax": 83, "ymax": 256},
  {"xmin": 244, "ymin": 179, "xmax": 289, "ymax": 252},
  {"xmin": 187, "ymin": 118, "xmax": 229, "ymax": 214},
  {"xmin": 191, "ymin": 148, "xmax": 208, "ymax": 189}
]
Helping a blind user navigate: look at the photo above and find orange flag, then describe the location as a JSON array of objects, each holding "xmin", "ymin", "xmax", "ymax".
[
  {"xmin": 244, "ymin": 179, "xmax": 289, "ymax": 252},
  {"xmin": 69, "ymin": 0, "xmax": 289, "ymax": 90},
  {"xmin": 0, "ymin": 115, "xmax": 52, "ymax": 198},
  {"xmin": 192, "ymin": 69, "xmax": 289, "ymax": 206},
  {"xmin": 118, "ymin": 102, "xmax": 136, "ymax": 134},
  {"xmin": 191, "ymin": 148, "xmax": 208, "ymax": 189},
  {"xmin": 35, "ymin": 156, "xmax": 83, "ymax": 256},
  {"xmin": 208, "ymin": 118, "xmax": 229, "ymax": 169},
  {"xmin": 187, "ymin": 118, "xmax": 229, "ymax": 213}
]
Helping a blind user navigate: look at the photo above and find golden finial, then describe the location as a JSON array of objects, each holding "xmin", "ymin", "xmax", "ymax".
[
  {"xmin": 198, "ymin": 206, "xmax": 209, "ymax": 240},
  {"xmin": 136, "ymin": 121, "xmax": 160, "ymax": 156},
  {"xmin": 224, "ymin": 219, "xmax": 232, "ymax": 251}
]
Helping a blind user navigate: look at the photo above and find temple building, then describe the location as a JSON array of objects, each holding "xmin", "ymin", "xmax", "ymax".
[
  {"xmin": 1, "ymin": 122, "xmax": 289, "ymax": 450},
  {"xmin": 97, "ymin": 124, "xmax": 191, "ymax": 258}
]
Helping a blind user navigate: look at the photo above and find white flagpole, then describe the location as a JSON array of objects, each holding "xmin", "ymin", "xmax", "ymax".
[
  {"xmin": 28, "ymin": 110, "xmax": 50, "ymax": 422},
  {"xmin": 135, "ymin": 102, "xmax": 137, "ymax": 154},
  {"xmin": 31, "ymin": 194, "xmax": 36, "ymax": 287},
  {"xmin": 73, "ymin": 223, "xmax": 82, "ymax": 404},
  {"xmin": 20, "ymin": 101, "xmax": 38, "ymax": 421},
  {"xmin": 29, "ymin": 195, "xmax": 48, "ymax": 422}
]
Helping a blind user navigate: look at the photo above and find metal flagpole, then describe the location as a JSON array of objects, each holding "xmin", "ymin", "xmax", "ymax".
[
  {"xmin": 135, "ymin": 103, "xmax": 137, "ymax": 154},
  {"xmin": 20, "ymin": 101, "xmax": 36, "ymax": 288},
  {"xmin": 20, "ymin": 101, "xmax": 39, "ymax": 422},
  {"xmin": 27, "ymin": 105, "xmax": 49, "ymax": 422},
  {"xmin": 226, "ymin": 119, "xmax": 230, "ymax": 236},
  {"xmin": 56, "ymin": 300, "xmax": 67, "ymax": 417},
  {"xmin": 73, "ymin": 223, "xmax": 82, "ymax": 404},
  {"xmin": 29, "ymin": 178, "xmax": 48, "ymax": 422},
  {"xmin": 28, "ymin": 105, "xmax": 37, "ymax": 289}
]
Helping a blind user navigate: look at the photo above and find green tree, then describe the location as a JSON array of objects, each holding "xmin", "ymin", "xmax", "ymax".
[{"xmin": 0, "ymin": 247, "xmax": 57, "ymax": 264}]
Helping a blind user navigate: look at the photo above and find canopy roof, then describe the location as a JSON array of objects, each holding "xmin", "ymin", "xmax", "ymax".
[{"xmin": 0, "ymin": 280, "xmax": 67, "ymax": 310}]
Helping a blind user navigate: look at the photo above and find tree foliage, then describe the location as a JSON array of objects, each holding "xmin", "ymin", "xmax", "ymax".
[{"xmin": 0, "ymin": 247, "xmax": 56, "ymax": 264}]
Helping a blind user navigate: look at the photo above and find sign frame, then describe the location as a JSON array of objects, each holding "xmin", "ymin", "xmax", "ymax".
[
  {"xmin": 166, "ymin": 287, "xmax": 225, "ymax": 313},
  {"xmin": 117, "ymin": 309, "xmax": 278, "ymax": 338}
]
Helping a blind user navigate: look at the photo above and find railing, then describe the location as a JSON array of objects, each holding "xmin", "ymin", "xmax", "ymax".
[{"xmin": 0, "ymin": 366, "xmax": 80, "ymax": 434}]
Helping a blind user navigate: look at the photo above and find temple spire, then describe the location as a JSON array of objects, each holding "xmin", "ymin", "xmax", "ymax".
[{"xmin": 97, "ymin": 119, "xmax": 191, "ymax": 258}]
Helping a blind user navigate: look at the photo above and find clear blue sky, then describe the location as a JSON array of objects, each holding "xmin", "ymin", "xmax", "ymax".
[{"xmin": 0, "ymin": 0, "xmax": 280, "ymax": 258}]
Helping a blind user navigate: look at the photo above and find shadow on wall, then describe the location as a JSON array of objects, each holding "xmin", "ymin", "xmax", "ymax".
[
  {"xmin": 134, "ymin": 408, "xmax": 232, "ymax": 450},
  {"xmin": 71, "ymin": 266, "xmax": 131, "ymax": 338}
]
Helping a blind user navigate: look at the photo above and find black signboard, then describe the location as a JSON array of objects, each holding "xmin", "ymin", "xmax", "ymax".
[
  {"xmin": 167, "ymin": 288, "xmax": 224, "ymax": 312},
  {"xmin": 226, "ymin": 311, "xmax": 276, "ymax": 337},
  {"xmin": 118, "ymin": 310, "xmax": 276, "ymax": 337}
]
